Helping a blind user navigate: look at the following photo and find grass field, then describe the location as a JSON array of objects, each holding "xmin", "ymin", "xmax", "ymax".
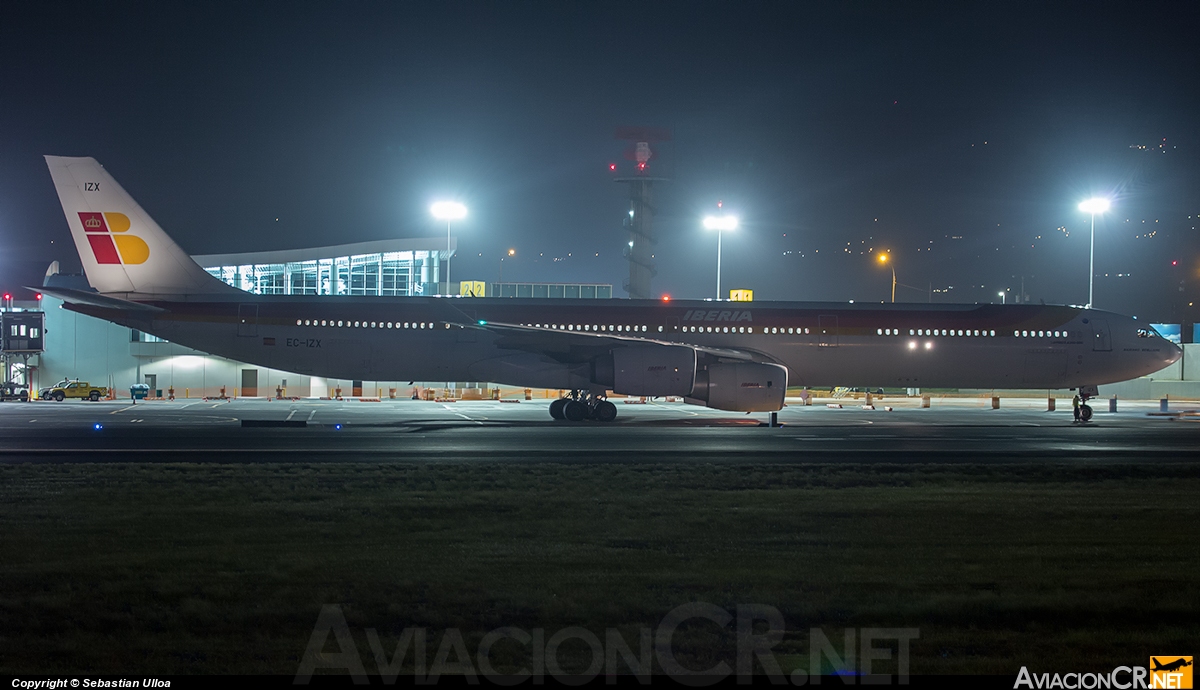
[{"xmin": 0, "ymin": 461, "xmax": 1197, "ymax": 676}]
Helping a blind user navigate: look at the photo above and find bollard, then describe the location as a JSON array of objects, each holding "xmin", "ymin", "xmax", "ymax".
[
  {"xmin": 389, "ymin": 388, "xmax": 396, "ymax": 399},
  {"xmin": 1160, "ymin": 397, "xmax": 1168, "ymax": 412},
  {"xmin": 525, "ymin": 388, "xmax": 532, "ymax": 401},
  {"xmin": 1109, "ymin": 396, "xmax": 1117, "ymax": 413},
  {"xmin": 1047, "ymin": 397, "xmax": 1056, "ymax": 412},
  {"xmin": 865, "ymin": 391, "xmax": 873, "ymax": 406},
  {"xmin": 991, "ymin": 396, "xmax": 1000, "ymax": 410},
  {"xmin": 185, "ymin": 388, "xmax": 189, "ymax": 399},
  {"xmin": 921, "ymin": 394, "xmax": 930, "ymax": 409}
]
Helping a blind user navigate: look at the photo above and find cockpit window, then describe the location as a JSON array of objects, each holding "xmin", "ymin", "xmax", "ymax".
[{"xmin": 1136, "ymin": 328, "xmax": 1156, "ymax": 338}]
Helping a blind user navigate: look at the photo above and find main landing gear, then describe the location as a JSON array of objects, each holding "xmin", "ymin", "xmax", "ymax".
[
  {"xmin": 1075, "ymin": 384, "xmax": 1099, "ymax": 423},
  {"xmin": 549, "ymin": 391, "xmax": 618, "ymax": 422}
]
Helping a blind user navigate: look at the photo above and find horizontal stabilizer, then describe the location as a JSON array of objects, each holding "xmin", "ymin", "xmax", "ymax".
[{"xmin": 33, "ymin": 286, "xmax": 166, "ymax": 312}]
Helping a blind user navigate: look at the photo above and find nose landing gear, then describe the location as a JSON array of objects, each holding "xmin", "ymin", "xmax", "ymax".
[{"xmin": 549, "ymin": 391, "xmax": 618, "ymax": 422}]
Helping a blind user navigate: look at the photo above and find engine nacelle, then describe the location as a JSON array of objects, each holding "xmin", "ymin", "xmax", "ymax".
[
  {"xmin": 610, "ymin": 345, "xmax": 696, "ymax": 397},
  {"xmin": 688, "ymin": 362, "xmax": 788, "ymax": 412}
]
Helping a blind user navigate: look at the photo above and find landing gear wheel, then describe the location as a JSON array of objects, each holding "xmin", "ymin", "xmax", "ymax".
[
  {"xmin": 593, "ymin": 400, "xmax": 617, "ymax": 422},
  {"xmin": 563, "ymin": 400, "xmax": 589, "ymax": 421},
  {"xmin": 549, "ymin": 398, "xmax": 568, "ymax": 420},
  {"xmin": 1079, "ymin": 404, "xmax": 1093, "ymax": 422}
]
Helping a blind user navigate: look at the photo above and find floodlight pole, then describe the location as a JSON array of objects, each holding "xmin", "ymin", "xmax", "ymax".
[
  {"xmin": 1088, "ymin": 211, "xmax": 1095, "ymax": 309},
  {"xmin": 445, "ymin": 219, "xmax": 452, "ymax": 296},
  {"xmin": 716, "ymin": 227, "xmax": 723, "ymax": 300}
]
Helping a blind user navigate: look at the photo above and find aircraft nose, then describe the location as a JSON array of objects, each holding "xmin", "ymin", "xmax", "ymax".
[{"xmin": 1166, "ymin": 340, "xmax": 1183, "ymax": 365}]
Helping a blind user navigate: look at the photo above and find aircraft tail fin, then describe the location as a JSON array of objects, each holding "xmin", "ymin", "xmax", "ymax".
[{"xmin": 44, "ymin": 156, "xmax": 234, "ymax": 296}]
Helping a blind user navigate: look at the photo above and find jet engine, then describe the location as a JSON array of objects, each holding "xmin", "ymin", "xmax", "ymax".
[
  {"xmin": 601, "ymin": 345, "xmax": 697, "ymax": 397},
  {"xmin": 688, "ymin": 362, "xmax": 788, "ymax": 412}
]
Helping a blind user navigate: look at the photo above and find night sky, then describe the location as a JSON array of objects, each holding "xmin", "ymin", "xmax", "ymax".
[{"xmin": 2, "ymin": 2, "xmax": 1197, "ymax": 320}]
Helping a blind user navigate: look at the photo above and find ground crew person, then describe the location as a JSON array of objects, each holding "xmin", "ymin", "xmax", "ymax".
[{"xmin": 1072, "ymin": 394, "xmax": 1081, "ymax": 422}]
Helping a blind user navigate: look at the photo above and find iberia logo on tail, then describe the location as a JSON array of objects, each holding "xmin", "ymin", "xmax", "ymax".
[{"xmin": 78, "ymin": 212, "xmax": 149, "ymax": 265}]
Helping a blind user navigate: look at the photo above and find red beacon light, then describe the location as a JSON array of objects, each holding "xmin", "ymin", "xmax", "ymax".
[
  {"xmin": 35, "ymin": 293, "xmax": 43, "ymax": 301},
  {"xmin": 662, "ymin": 295, "xmax": 671, "ymax": 302},
  {"xmin": 608, "ymin": 163, "xmax": 617, "ymax": 171}
]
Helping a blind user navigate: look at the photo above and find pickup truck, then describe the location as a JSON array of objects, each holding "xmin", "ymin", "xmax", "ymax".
[{"xmin": 41, "ymin": 380, "xmax": 108, "ymax": 402}]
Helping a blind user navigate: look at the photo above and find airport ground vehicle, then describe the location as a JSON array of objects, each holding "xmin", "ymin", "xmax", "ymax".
[
  {"xmin": 41, "ymin": 380, "xmax": 108, "ymax": 402},
  {"xmin": 1, "ymin": 382, "xmax": 30, "ymax": 402}
]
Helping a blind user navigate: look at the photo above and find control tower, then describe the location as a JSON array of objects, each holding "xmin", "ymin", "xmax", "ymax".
[{"xmin": 613, "ymin": 126, "xmax": 671, "ymax": 299}]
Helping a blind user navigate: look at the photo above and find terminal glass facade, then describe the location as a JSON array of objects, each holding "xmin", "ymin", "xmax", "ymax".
[{"xmin": 205, "ymin": 252, "xmax": 439, "ymax": 297}]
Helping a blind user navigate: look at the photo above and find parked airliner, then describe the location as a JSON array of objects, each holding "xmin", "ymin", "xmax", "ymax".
[{"xmin": 39, "ymin": 156, "xmax": 1180, "ymax": 421}]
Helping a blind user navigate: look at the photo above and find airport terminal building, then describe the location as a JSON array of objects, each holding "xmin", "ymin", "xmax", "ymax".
[{"xmin": 16, "ymin": 238, "xmax": 612, "ymax": 399}]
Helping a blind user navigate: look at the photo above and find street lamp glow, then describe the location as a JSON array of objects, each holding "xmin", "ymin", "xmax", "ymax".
[
  {"xmin": 998, "ymin": 291, "xmax": 1006, "ymax": 304},
  {"xmin": 877, "ymin": 253, "xmax": 896, "ymax": 302},
  {"xmin": 1078, "ymin": 197, "xmax": 1111, "ymax": 308},
  {"xmin": 703, "ymin": 215, "xmax": 738, "ymax": 300},
  {"xmin": 430, "ymin": 201, "xmax": 467, "ymax": 295}
]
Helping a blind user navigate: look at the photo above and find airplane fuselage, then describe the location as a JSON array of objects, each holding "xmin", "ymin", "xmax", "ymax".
[{"xmin": 70, "ymin": 296, "xmax": 1178, "ymax": 392}]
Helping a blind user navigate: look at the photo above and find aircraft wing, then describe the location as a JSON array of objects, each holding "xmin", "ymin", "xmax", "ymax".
[{"xmin": 469, "ymin": 320, "xmax": 768, "ymax": 364}]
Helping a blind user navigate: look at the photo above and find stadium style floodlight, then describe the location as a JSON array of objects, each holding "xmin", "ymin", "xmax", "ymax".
[
  {"xmin": 431, "ymin": 201, "xmax": 467, "ymax": 295},
  {"xmin": 1077, "ymin": 197, "xmax": 1111, "ymax": 308},
  {"xmin": 703, "ymin": 215, "xmax": 738, "ymax": 300}
]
